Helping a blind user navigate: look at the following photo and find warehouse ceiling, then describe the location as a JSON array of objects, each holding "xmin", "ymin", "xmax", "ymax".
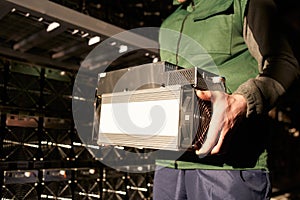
[{"xmin": 0, "ymin": 0, "xmax": 175, "ymax": 72}]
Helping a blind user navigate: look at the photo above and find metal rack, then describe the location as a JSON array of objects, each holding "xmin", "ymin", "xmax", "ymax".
[{"xmin": 0, "ymin": 58, "xmax": 155, "ymax": 199}]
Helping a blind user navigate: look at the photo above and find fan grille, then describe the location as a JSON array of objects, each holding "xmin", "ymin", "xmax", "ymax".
[{"xmin": 192, "ymin": 99, "xmax": 212, "ymax": 150}]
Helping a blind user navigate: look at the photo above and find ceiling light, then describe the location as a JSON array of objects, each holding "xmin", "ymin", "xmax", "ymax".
[
  {"xmin": 88, "ymin": 36, "xmax": 101, "ymax": 46},
  {"xmin": 46, "ymin": 22, "xmax": 60, "ymax": 32},
  {"xmin": 153, "ymin": 57, "xmax": 159, "ymax": 63},
  {"xmin": 38, "ymin": 17, "xmax": 43, "ymax": 22},
  {"xmin": 81, "ymin": 32, "xmax": 89, "ymax": 38},
  {"xmin": 119, "ymin": 45, "xmax": 128, "ymax": 53},
  {"xmin": 110, "ymin": 41, "xmax": 117, "ymax": 46},
  {"xmin": 72, "ymin": 29, "xmax": 79, "ymax": 34}
]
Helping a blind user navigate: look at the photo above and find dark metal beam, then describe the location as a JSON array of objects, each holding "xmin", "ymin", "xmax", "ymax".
[
  {"xmin": 0, "ymin": 1, "xmax": 12, "ymax": 20},
  {"xmin": 13, "ymin": 26, "xmax": 67, "ymax": 52},
  {"xmin": 52, "ymin": 43, "xmax": 90, "ymax": 61},
  {"xmin": 0, "ymin": 46, "xmax": 79, "ymax": 71}
]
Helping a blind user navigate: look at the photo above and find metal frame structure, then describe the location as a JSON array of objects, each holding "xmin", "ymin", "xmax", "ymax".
[{"xmin": 0, "ymin": 58, "xmax": 156, "ymax": 199}]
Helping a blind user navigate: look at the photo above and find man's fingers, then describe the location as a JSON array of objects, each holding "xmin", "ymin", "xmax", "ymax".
[
  {"xmin": 210, "ymin": 132, "xmax": 225, "ymax": 154},
  {"xmin": 196, "ymin": 90, "xmax": 212, "ymax": 101},
  {"xmin": 195, "ymin": 110, "xmax": 223, "ymax": 158},
  {"xmin": 195, "ymin": 135, "xmax": 218, "ymax": 158},
  {"xmin": 195, "ymin": 90, "xmax": 227, "ymax": 157}
]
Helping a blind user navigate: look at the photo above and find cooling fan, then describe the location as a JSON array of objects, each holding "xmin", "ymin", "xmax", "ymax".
[
  {"xmin": 178, "ymin": 86, "xmax": 212, "ymax": 151},
  {"xmin": 192, "ymin": 98, "xmax": 212, "ymax": 150}
]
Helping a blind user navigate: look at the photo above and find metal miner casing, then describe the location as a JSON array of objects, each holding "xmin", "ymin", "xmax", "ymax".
[
  {"xmin": 96, "ymin": 61, "xmax": 225, "ymax": 95},
  {"xmin": 97, "ymin": 61, "xmax": 179, "ymax": 95},
  {"xmin": 94, "ymin": 61, "xmax": 225, "ymax": 151},
  {"xmin": 98, "ymin": 85, "xmax": 182, "ymax": 150}
]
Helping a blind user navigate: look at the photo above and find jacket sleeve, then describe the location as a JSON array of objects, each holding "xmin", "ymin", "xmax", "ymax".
[{"xmin": 234, "ymin": 0, "xmax": 300, "ymax": 117}]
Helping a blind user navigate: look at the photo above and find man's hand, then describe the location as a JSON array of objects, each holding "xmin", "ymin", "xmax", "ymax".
[{"xmin": 195, "ymin": 90, "xmax": 247, "ymax": 158}]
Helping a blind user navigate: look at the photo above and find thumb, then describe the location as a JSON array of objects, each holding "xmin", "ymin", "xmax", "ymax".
[{"xmin": 196, "ymin": 90, "xmax": 212, "ymax": 101}]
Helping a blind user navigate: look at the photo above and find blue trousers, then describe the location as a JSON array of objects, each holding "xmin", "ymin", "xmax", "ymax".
[{"xmin": 153, "ymin": 166, "xmax": 271, "ymax": 200}]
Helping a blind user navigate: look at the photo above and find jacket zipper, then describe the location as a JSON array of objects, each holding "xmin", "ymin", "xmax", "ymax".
[{"xmin": 175, "ymin": 1, "xmax": 196, "ymax": 67}]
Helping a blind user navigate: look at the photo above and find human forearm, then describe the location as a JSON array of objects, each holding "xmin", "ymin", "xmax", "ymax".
[{"xmin": 240, "ymin": 0, "xmax": 299, "ymax": 117}]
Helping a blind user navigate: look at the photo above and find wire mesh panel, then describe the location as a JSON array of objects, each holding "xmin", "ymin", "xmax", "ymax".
[
  {"xmin": 3, "ymin": 125, "xmax": 39, "ymax": 161},
  {"xmin": 6, "ymin": 63, "xmax": 41, "ymax": 110},
  {"xmin": 72, "ymin": 129, "xmax": 95, "ymax": 161},
  {"xmin": 74, "ymin": 168, "xmax": 102, "ymax": 199},
  {"xmin": 42, "ymin": 169, "xmax": 73, "ymax": 199},
  {"xmin": 42, "ymin": 128, "xmax": 73, "ymax": 161},
  {"xmin": 2, "ymin": 170, "xmax": 39, "ymax": 200},
  {"xmin": 102, "ymin": 167, "xmax": 127, "ymax": 200},
  {"xmin": 43, "ymin": 69, "xmax": 73, "ymax": 116},
  {"xmin": 127, "ymin": 172, "xmax": 153, "ymax": 200},
  {"xmin": 0, "ymin": 60, "xmax": 6, "ymax": 105},
  {"xmin": 97, "ymin": 146, "xmax": 127, "ymax": 163}
]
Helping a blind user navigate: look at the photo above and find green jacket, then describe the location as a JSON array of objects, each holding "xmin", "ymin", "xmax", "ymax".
[
  {"xmin": 157, "ymin": 0, "xmax": 268, "ymax": 170},
  {"xmin": 159, "ymin": 0, "xmax": 258, "ymax": 93}
]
